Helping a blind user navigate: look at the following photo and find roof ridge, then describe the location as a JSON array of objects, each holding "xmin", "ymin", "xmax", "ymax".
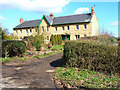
[
  {"xmin": 54, "ymin": 13, "xmax": 91, "ymax": 18},
  {"xmin": 24, "ymin": 19, "xmax": 41, "ymax": 22}
]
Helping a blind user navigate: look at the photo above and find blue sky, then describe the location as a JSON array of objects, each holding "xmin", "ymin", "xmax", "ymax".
[{"xmin": 0, "ymin": 1, "xmax": 119, "ymax": 37}]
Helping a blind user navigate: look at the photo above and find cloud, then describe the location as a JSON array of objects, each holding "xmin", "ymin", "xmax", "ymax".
[
  {"xmin": 0, "ymin": 16, "xmax": 6, "ymax": 20},
  {"xmin": 0, "ymin": 0, "xmax": 69, "ymax": 13},
  {"xmin": 110, "ymin": 21, "xmax": 120, "ymax": 26},
  {"xmin": 74, "ymin": 7, "xmax": 90, "ymax": 14}
]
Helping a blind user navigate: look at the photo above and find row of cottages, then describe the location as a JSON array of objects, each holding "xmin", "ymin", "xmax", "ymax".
[{"xmin": 13, "ymin": 7, "xmax": 99, "ymax": 43}]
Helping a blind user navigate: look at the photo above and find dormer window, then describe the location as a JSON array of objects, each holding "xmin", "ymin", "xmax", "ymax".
[
  {"xmin": 76, "ymin": 25, "xmax": 79, "ymax": 30},
  {"xmin": 83, "ymin": 24, "xmax": 87, "ymax": 30},
  {"xmin": 55, "ymin": 27, "xmax": 57, "ymax": 32}
]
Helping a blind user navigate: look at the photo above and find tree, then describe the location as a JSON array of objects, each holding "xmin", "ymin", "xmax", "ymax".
[{"xmin": 57, "ymin": 35, "xmax": 62, "ymax": 45}]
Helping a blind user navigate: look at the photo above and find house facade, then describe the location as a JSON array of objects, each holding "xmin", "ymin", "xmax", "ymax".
[{"xmin": 13, "ymin": 7, "xmax": 99, "ymax": 43}]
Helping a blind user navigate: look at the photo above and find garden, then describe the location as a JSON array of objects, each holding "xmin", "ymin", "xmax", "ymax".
[
  {"xmin": 54, "ymin": 34, "xmax": 120, "ymax": 89},
  {"xmin": 0, "ymin": 34, "xmax": 63, "ymax": 64}
]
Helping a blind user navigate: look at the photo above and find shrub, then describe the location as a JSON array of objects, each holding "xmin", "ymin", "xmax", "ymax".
[
  {"xmin": 34, "ymin": 40, "xmax": 41, "ymax": 51},
  {"xmin": 57, "ymin": 35, "xmax": 62, "ymax": 45},
  {"xmin": 54, "ymin": 35, "xmax": 58, "ymax": 45},
  {"xmin": 63, "ymin": 40, "xmax": 120, "ymax": 75},
  {"xmin": 2, "ymin": 40, "xmax": 26, "ymax": 57},
  {"xmin": 50, "ymin": 35, "xmax": 55, "ymax": 46}
]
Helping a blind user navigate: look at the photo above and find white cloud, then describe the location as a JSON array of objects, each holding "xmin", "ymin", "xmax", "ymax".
[
  {"xmin": 74, "ymin": 7, "xmax": 90, "ymax": 14},
  {"xmin": 0, "ymin": 16, "xmax": 6, "ymax": 20},
  {"xmin": 110, "ymin": 21, "xmax": 120, "ymax": 26},
  {"xmin": 0, "ymin": 0, "xmax": 69, "ymax": 13}
]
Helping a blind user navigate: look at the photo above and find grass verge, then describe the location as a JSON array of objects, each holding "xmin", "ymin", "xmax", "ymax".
[{"xmin": 55, "ymin": 67, "xmax": 120, "ymax": 89}]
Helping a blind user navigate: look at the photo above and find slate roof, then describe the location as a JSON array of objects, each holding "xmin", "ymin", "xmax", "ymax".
[
  {"xmin": 52, "ymin": 13, "xmax": 92, "ymax": 25},
  {"xmin": 14, "ymin": 19, "xmax": 41, "ymax": 29},
  {"xmin": 14, "ymin": 13, "xmax": 92, "ymax": 29}
]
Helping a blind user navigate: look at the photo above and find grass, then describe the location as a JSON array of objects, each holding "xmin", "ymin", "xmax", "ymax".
[
  {"xmin": 0, "ymin": 57, "xmax": 11, "ymax": 63},
  {"xmin": 33, "ymin": 50, "xmax": 63, "ymax": 59},
  {"xmin": 55, "ymin": 67, "xmax": 120, "ymax": 89},
  {"xmin": 34, "ymin": 45, "xmax": 63, "ymax": 59}
]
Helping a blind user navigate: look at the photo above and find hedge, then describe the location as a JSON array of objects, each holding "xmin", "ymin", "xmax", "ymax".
[
  {"xmin": 63, "ymin": 40, "xmax": 120, "ymax": 74},
  {"xmin": 2, "ymin": 40, "xmax": 26, "ymax": 57}
]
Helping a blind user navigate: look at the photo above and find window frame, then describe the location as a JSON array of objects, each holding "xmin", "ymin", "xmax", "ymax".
[
  {"xmin": 67, "ymin": 26, "xmax": 70, "ymax": 31},
  {"xmin": 46, "ymin": 36, "xmax": 49, "ymax": 41},
  {"xmin": 42, "ymin": 26, "xmax": 44, "ymax": 32},
  {"xmin": 75, "ymin": 35, "xmax": 80, "ymax": 40},
  {"xmin": 26, "ymin": 29, "xmax": 28, "ymax": 34},
  {"xmin": 62, "ymin": 26, "xmax": 65, "ymax": 31},
  {"xmin": 76, "ymin": 25, "xmax": 79, "ymax": 30},
  {"xmin": 46, "ymin": 26, "xmax": 49, "ymax": 32},
  {"xmin": 55, "ymin": 27, "xmax": 57, "ymax": 32},
  {"xmin": 83, "ymin": 24, "xmax": 87, "ymax": 30}
]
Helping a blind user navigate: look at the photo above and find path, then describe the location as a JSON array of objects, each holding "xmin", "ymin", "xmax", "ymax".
[{"xmin": 1, "ymin": 53, "xmax": 63, "ymax": 89}]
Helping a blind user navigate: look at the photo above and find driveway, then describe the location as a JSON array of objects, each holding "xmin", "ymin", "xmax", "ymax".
[{"xmin": 1, "ymin": 53, "xmax": 63, "ymax": 89}]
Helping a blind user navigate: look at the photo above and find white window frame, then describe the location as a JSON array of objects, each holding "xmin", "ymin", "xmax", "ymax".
[
  {"xmin": 83, "ymin": 24, "xmax": 87, "ymax": 30},
  {"xmin": 55, "ymin": 27, "xmax": 57, "ymax": 32},
  {"xmin": 30, "ymin": 29, "xmax": 32, "ymax": 34},
  {"xmin": 42, "ymin": 26, "xmax": 44, "ymax": 32},
  {"xmin": 35, "ymin": 29, "xmax": 37, "ymax": 33},
  {"xmin": 46, "ymin": 36, "xmax": 49, "ymax": 41},
  {"xmin": 62, "ymin": 26, "xmax": 64, "ymax": 31},
  {"xmin": 26, "ymin": 29, "xmax": 28, "ymax": 34},
  {"xmin": 75, "ymin": 35, "xmax": 80, "ymax": 40},
  {"xmin": 20, "ymin": 30, "xmax": 22, "ymax": 34},
  {"xmin": 16, "ymin": 31, "xmax": 18, "ymax": 34},
  {"xmin": 76, "ymin": 25, "xmax": 79, "ymax": 30},
  {"xmin": 67, "ymin": 26, "xmax": 70, "ymax": 31},
  {"xmin": 84, "ymin": 34, "xmax": 87, "ymax": 37},
  {"xmin": 46, "ymin": 26, "xmax": 49, "ymax": 32}
]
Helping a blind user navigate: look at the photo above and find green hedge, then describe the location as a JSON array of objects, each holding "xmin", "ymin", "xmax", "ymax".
[
  {"xmin": 2, "ymin": 40, "xmax": 26, "ymax": 57},
  {"xmin": 63, "ymin": 40, "xmax": 120, "ymax": 74}
]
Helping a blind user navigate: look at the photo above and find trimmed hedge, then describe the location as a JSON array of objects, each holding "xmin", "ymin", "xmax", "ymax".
[
  {"xmin": 63, "ymin": 40, "xmax": 120, "ymax": 74},
  {"xmin": 2, "ymin": 40, "xmax": 26, "ymax": 57}
]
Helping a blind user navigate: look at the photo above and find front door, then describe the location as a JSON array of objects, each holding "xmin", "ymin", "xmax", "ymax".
[{"xmin": 62, "ymin": 35, "xmax": 70, "ymax": 43}]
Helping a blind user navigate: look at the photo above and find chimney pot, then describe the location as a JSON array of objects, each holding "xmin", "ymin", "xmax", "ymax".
[
  {"xmin": 49, "ymin": 13, "xmax": 54, "ymax": 19},
  {"xmin": 20, "ymin": 17, "xmax": 23, "ymax": 23},
  {"xmin": 91, "ymin": 7, "xmax": 94, "ymax": 16}
]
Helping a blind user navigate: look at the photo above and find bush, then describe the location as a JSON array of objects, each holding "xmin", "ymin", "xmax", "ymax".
[
  {"xmin": 2, "ymin": 40, "xmax": 26, "ymax": 57},
  {"xmin": 50, "ymin": 35, "xmax": 55, "ymax": 46},
  {"xmin": 57, "ymin": 35, "xmax": 62, "ymax": 45},
  {"xmin": 63, "ymin": 40, "xmax": 120, "ymax": 74},
  {"xmin": 34, "ymin": 40, "xmax": 41, "ymax": 51}
]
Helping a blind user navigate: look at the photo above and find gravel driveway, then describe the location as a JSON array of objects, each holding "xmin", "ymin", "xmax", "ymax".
[{"xmin": 1, "ymin": 53, "xmax": 63, "ymax": 89}]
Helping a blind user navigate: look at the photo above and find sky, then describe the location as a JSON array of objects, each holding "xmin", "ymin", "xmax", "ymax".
[{"xmin": 0, "ymin": 0, "xmax": 119, "ymax": 37}]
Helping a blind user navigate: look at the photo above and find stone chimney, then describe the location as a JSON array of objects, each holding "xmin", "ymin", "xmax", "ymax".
[
  {"xmin": 20, "ymin": 17, "xmax": 23, "ymax": 23},
  {"xmin": 91, "ymin": 7, "xmax": 94, "ymax": 16},
  {"xmin": 49, "ymin": 13, "xmax": 54, "ymax": 19}
]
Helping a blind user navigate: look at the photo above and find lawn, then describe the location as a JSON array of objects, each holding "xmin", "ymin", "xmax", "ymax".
[{"xmin": 55, "ymin": 67, "xmax": 120, "ymax": 89}]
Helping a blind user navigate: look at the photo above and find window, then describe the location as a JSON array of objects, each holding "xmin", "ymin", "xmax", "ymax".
[
  {"xmin": 16, "ymin": 31, "xmax": 18, "ymax": 34},
  {"xmin": 20, "ymin": 30, "xmax": 22, "ymax": 34},
  {"xmin": 46, "ymin": 26, "xmax": 49, "ymax": 32},
  {"xmin": 83, "ymin": 24, "xmax": 87, "ymax": 30},
  {"xmin": 26, "ymin": 29, "xmax": 28, "ymax": 34},
  {"xmin": 42, "ymin": 26, "xmax": 44, "ymax": 32},
  {"xmin": 30, "ymin": 29, "xmax": 32, "ymax": 33},
  {"xmin": 35, "ymin": 29, "xmax": 37, "ymax": 33},
  {"xmin": 62, "ymin": 26, "xmax": 64, "ymax": 31},
  {"xmin": 46, "ymin": 36, "xmax": 49, "ymax": 41},
  {"xmin": 55, "ymin": 27, "xmax": 57, "ymax": 31},
  {"xmin": 67, "ymin": 26, "xmax": 69, "ymax": 31},
  {"xmin": 75, "ymin": 35, "xmax": 80, "ymax": 40},
  {"xmin": 84, "ymin": 34, "xmax": 87, "ymax": 37},
  {"xmin": 76, "ymin": 25, "xmax": 79, "ymax": 30}
]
